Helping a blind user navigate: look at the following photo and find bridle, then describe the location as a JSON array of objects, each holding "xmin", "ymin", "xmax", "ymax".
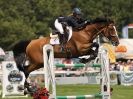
[
  {"xmin": 92, "ymin": 23, "xmax": 118, "ymax": 40},
  {"xmin": 103, "ymin": 24, "xmax": 118, "ymax": 40}
]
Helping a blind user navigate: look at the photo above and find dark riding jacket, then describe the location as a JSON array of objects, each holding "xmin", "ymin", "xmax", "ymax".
[{"xmin": 58, "ymin": 16, "xmax": 88, "ymax": 30}]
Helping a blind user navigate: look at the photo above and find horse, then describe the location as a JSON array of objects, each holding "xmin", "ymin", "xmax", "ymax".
[{"xmin": 12, "ymin": 17, "xmax": 119, "ymax": 93}]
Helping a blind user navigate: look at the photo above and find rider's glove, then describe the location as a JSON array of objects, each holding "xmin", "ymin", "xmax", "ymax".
[{"xmin": 85, "ymin": 20, "xmax": 91, "ymax": 24}]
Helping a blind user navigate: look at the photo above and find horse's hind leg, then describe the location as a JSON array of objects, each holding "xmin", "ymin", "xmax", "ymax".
[
  {"xmin": 22, "ymin": 66, "xmax": 31, "ymax": 95},
  {"xmin": 23, "ymin": 63, "xmax": 43, "ymax": 94}
]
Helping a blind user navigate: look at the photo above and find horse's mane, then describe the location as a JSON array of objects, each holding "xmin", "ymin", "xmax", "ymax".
[{"xmin": 92, "ymin": 17, "xmax": 114, "ymax": 24}]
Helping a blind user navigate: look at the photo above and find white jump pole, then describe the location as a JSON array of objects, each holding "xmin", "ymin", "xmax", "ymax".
[
  {"xmin": 43, "ymin": 44, "xmax": 56, "ymax": 98},
  {"xmin": 99, "ymin": 47, "xmax": 111, "ymax": 99},
  {"xmin": 43, "ymin": 44, "xmax": 110, "ymax": 99}
]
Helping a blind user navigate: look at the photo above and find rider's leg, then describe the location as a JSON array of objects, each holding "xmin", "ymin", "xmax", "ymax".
[
  {"xmin": 54, "ymin": 19, "xmax": 66, "ymax": 52},
  {"xmin": 54, "ymin": 19, "xmax": 64, "ymax": 34}
]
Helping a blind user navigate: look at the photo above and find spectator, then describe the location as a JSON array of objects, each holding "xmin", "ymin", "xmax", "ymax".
[
  {"xmin": 117, "ymin": 61, "xmax": 124, "ymax": 71},
  {"xmin": 109, "ymin": 63, "xmax": 115, "ymax": 71},
  {"xmin": 114, "ymin": 62, "xmax": 119, "ymax": 71},
  {"xmin": 129, "ymin": 61, "xmax": 133, "ymax": 71},
  {"xmin": 123, "ymin": 61, "xmax": 130, "ymax": 72}
]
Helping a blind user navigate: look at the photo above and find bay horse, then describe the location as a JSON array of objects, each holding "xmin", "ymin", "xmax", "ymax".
[{"xmin": 12, "ymin": 17, "xmax": 119, "ymax": 93}]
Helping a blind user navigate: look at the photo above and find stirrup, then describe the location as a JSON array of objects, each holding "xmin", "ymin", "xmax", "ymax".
[
  {"xmin": 60, "ymin": 47, "xmax": 65, "ymax": 52},
  {"xmin": 60, "ymin": 44, "xmax": 65, "ymax": 52}
]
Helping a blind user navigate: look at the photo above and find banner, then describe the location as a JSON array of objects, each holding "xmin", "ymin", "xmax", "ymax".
[
  {"xmin": 121, "ymin": 72, "xmax": 133, "ymax": 86},
  {"xmin": 2, "ymin": 61, "xmax": 27, "ymax": 98},
  {"xmin": 115, "ymin": 39, "xmax": 133, "ymax": 59}
]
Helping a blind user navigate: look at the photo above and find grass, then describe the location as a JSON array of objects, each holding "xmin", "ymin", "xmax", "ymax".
[
  {"xmin": 0, "ymin": 84, "xmax": 133, "ymax": 99},
  {"xmin": 57, "ymin": 84, "xmax": 133, "ymax": 99}
]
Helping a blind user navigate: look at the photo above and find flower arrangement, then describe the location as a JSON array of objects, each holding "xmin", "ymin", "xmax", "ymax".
[{"xmin": 32, "ymin": 87, "xmax": 49, "ymax": 99}]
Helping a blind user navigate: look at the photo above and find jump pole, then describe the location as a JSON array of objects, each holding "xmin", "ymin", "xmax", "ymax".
[
  {"xmin": 43, "ymin": 44, "xmax": 110, "ymax": 99},
  {"xmin": 99, "ymin": 47, "xmax": 111, "ymax": 99},
  {"xmin": 43, "ymin": 44, "xmax": 56, "ymax": 98}
]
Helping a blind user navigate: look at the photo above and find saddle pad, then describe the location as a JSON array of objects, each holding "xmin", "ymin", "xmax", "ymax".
[
  {"xmin": 50, "ymin": 36, "xmax": 60, "ymax": 45},
  {"xmin": 50, "ymin": 26, "xmax": 72, "ymax": 45}
]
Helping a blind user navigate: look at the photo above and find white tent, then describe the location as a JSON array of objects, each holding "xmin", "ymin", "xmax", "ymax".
[{"xmin": 115, "ymin": 39, "xmax": 133, "ymax": 59}]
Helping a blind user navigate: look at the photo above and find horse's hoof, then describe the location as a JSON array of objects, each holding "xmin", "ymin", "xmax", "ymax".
[
  {"xmin": 24, "ymin": 89, "xmax": 28, "ymax": 95},
  {"xmin": 24, "ymin": 83, "xmax": 32, "ymax": 89},
  {"xmin": 79, "ymin": 58, "xmax": 89, "ymax": 63},
  {"xmin": 86, "ymin": 55, "xmax": 96, "ymax": 62},
  {"xmin": 110, "ymin": 87, "xmax": 113, "ymax": 92},
  {"xmin": 79, "ymin": 59, "xmax": 85, "ymax": 63},
  {"xmin": 60, "ymin": 48, "xmax": 65, "ymax": 53}
]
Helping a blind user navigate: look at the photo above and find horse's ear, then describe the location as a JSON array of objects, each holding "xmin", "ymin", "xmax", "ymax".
[
  {"xmin": 107, "ymin": 18, "xmax": 115, "ymax": 24},
  {"xmin": 107, "ymin": 18, "xmax": 114, "ymax": 24},
  {"xmin": 103, "ymin": 15, "xmax": 114, "ymax": 24}
]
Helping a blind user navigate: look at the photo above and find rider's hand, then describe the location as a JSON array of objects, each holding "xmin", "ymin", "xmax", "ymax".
[
  {"xmin": 85, "ymin": 20, "xmax": 91, "ymax": 24},
  {"xmin": 85, "ymin": 21, "xmax": 88, "ymax": 24}
]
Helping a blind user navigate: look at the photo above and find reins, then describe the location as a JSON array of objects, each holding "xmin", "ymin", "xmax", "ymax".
[{"xmin": 91, "ymin": 24, "xmax": 108, "ymax": 40}]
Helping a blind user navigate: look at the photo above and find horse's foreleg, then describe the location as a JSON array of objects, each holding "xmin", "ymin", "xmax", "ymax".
[
  {"xmin": 79, "ymin": 42, "xmax": 99, "ymax": 63},
  {"xmin": 88, "ymin": 42, "xmax": 99, "ymax": 57}
]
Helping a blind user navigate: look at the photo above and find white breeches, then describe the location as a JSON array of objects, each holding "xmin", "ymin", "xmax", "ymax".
[{"xmin": 54, "ymin": 19, "xmax": 64, "ymax": 34}]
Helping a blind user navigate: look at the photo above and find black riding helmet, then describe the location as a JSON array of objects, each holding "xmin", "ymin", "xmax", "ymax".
[
  {"xmin": 73, "ymin": 8, "xmax": 82, "ymax": 15},
  {"xmin": 72, "ymin": 8, "xmax": 82, "ymax": 18}
]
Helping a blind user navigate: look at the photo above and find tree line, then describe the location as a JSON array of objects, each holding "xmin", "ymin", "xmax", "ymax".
[{"xmin": 0, "ymin": 0, "xmax": 132, "ymax": 50}]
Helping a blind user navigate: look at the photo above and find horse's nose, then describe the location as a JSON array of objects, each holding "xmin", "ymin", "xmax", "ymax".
[
  {"xmin": 112, "ymin": 41, "xmax": 119, "ymax": 46},
  {"xmin": 115, "ymin": 41, "xmax": 119, "ymax": 46}
]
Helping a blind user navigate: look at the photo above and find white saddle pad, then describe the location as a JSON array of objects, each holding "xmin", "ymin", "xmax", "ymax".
[
  {"xmin": 50, "ymin": 37, "xmax": 60, "ymax": 45},
  {"xmin": 50, "ymin": 26, "xmax": 72, "ymax": 45}
]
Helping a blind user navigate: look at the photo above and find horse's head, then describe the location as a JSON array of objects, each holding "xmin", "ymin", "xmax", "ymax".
[
  {"xmin": 91, "ymin": 17, "xmax": 119, "ymax": 46},
  {"xmin": 101, "ymin": 20, "xmax": 119, "ymax": 46}
]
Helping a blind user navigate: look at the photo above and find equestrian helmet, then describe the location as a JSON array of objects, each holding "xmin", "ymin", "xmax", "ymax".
[{"xmin": 73, "ymin": 8, "xmax": 82, "ymax": 15}]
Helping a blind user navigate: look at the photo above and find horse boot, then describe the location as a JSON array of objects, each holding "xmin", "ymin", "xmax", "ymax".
[
  {"xmin": 92, "ymin": 42, "xmax": 99, "ymax": 57},
  {"xmin": 24, "ymin": 81, "xmax": 34, "ymax": 95},
  {"xmin": 88, "ymin": 49, "xmax": 98, "ymax": 59},
  {"xmin": 88, "ymin": 49, "xmax": 98, "ymax": 61},
  {"xmin": 88, "ymin": 42, "xmax": 99, "ymax": 60},
  {"xmin": 79, "ymin": 58, "xmax": 90, "ymax": 63}
]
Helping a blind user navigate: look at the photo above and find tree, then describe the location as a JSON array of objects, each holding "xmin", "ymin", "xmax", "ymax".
[
  {"xmin": 0, "ymin": 0, "xmax": 133, "ymax": 50},
  {"xmin": 0, "ymin": 0, "xmax": 71, "ymax": 50}
]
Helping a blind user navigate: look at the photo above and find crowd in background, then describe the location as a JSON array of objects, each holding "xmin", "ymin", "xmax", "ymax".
[
  {"xmin": 1, "ymin": 49, "xmax": 133, "ymax": 73},
  {"xmin": 55, "ymin": 58, "xmax": 133, "ymax": 72},
  {"xmin": 110, "ymin": 60, "xmax": 133, "ymax": 72}
]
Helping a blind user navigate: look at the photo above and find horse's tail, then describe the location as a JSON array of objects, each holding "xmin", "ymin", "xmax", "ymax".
[{"xmin": 12, "ymin": 40, "xmax": 31, "ymax": 72}]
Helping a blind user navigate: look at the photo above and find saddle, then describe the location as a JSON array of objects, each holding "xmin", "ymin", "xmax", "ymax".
[
  {"xmin": 50, "ymin": 22, "xmax": 72, "ymax": 53},
  {"xmin": 50, "ymin": 27, "xmax": 70, "ymax": 46},
  {"xmin": 51, "ymin": 29, "xmax": 69, "ymax": 52}
]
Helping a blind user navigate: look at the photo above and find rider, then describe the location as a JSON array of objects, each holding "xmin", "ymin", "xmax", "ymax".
[{"xmin": 53, "ymin": 8, "xmax": 90, "ymax": 51}]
